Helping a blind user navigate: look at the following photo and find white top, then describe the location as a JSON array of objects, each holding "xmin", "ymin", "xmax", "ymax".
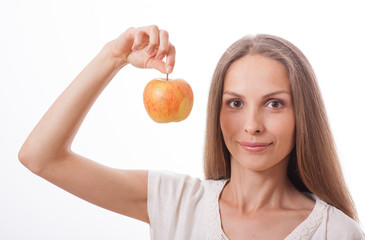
[{"xmin": 147, "ymin": 170, "xmax": 365, "ymax": 240}]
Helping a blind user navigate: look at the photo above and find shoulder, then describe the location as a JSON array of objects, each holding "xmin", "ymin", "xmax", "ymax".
[
  {"xmin": 147, "ymin": 170, "xmax": 227, "ymax": 213},
  {"xmin": 147, "ymin": 170, "xmax": 204, "ymax": 195},
  {"xmin": 147, "ymin": 170, "xmax": 227, "ymax": 217},
  {"xmin": 326, "ymin": 204, "xmax": 365, "ymax": 239},
  {"xmin": 147, "ymin": 171, "xmax": 226, "ymax": 239},
  {"xmin": 147, "ymin": 170, "xmax": 209, "ymax": 215},
  {"xmin": 289, "ymin": 194, "xmax": 364, "ymax": 239},
  {"xmin": 147, "ymin": 170, "xmax": 225, "ymax": 194}
]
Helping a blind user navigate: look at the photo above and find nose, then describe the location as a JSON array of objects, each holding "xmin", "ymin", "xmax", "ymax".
[{"xmin": 244, "ymin": 108, "xmax": 264, "ymax": 135}]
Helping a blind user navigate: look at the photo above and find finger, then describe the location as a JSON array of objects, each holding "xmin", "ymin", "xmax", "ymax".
[
  {"xmin": 145, "ymin": 25, "xmax": 160, "ymax": 55},
  {"xmin": 165, "ymin": 43, "xmax": 176, "ymax": 74},
  {"xmin": 131, "ymin": 29, "xmax": 146, "ymax": 51},
  {"xmin": 147, "ymin": 58, "xmax": 166, "ymax": 74},
  {"xmin": 147, "ymin": 43, "xmax": 175, "ymax": 74},
  {"xmin": 156, "ymin": 30, "xmax": 169, "ymax": 61}
]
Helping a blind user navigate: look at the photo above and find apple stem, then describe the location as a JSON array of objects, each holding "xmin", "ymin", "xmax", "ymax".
[{"xmin": 166, "ymin": 74, "xmax": 169, "ymax": 81}]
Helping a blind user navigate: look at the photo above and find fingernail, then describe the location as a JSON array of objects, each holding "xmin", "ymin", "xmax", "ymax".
[
  {"xmin": 157, "ymin": 55, "xmax": 164, "ymax": 60},
  {"xmin": 166, "ymin": 66, "xmax": 172, "ymax": 74},
  {"xmin": 147, "ymin": 48, "xmax": 154, "ymax": 55}
]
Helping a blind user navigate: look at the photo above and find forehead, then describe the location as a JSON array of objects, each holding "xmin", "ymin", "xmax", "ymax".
[{"xmin": 224, "ymin": 54, "xmax": 291, "ymax": 94}]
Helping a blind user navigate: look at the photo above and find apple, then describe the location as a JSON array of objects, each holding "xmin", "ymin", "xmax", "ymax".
[{"xmin": 143, "ymin": 78, "xmax": 194, "ymax": 123}]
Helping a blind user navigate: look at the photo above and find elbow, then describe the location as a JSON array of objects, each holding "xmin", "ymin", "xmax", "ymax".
[{"xmin": 18, "ymin": 143, "xmax": 43, "ymax": 175}]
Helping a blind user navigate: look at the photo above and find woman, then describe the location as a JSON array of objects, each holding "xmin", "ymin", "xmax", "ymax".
[{"xmin": 19, "ymin": 25, "xmax": 364, "ymax": 239}]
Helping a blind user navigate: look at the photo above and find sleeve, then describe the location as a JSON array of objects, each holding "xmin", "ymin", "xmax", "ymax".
[
  {"xmin": 326, "ymin": 206, "xmax": 365, "ymax": 239},
  {"xmin": 147, "ymin": 170, "xmax": 206, "ymax": 240}
]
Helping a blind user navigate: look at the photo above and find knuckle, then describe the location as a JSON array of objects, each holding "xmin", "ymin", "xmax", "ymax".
[
  {"xmin": 160, "ymin": 30, "xmax": 169, "ymax": 38},
  {"xmin": 149, "ymin": 25, "xmax": 159, "ymax": 32},
  {"xmin": 134, "ymin": 32, "xmax": 144, "ymax": 43},
  {"xmin": 123, "ymin": 27, "xmax": 135, "ymax": 39},
  {"xmin": 126, "ymin": 27, "xmax": 135, "ymax": 32},
  {"xmin": 134, "ymin": 29, "xmax": 142, "ymax": 37},
  {"xmin": 169, "ymin": 44, "xmax": 176, "ymax": 53}
]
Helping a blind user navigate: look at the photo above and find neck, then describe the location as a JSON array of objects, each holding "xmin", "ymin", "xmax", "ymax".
[{"xmin": 222, "ymin": 157, "xmax": 297, "ymax": 214}]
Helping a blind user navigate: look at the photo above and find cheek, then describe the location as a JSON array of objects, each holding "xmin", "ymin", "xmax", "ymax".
[
  {"xmin": 220, "ymin": 111, "xmax": 243, "ymax": 141},
  {"xmin": 267, "ymin": 112, "xmax": 295, "ymax": 144}
]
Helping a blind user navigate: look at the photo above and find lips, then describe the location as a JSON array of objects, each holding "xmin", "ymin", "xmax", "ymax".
[{"xmin": 239, "ymin": 142, "xmax": 272, "ymax": 152}]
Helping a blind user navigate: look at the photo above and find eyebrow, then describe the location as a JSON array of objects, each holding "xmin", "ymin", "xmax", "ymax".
[{"xmin": 223, "ymin": 90, "xmax": 291, "ymax": 99}]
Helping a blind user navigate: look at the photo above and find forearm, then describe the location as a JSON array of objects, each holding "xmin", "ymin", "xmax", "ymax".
[
  {"xmin": 19, "ymin": 42, "xmax": 126, "ymax": 171},
  {"xmin": 19, "ymin": 26, "xmax": 175, "ymax": 174},
  {"xmin": 18, "ymin": 26, "xmax": 174, "ymax": 223}
]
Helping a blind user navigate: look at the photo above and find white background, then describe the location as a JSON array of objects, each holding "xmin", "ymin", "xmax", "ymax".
[{"xmin": 1, "ymin": 0, "xmax": 364, "ymax": 239}]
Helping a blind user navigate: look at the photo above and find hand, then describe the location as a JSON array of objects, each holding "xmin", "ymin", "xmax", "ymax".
[{"xmin": 109, "ymin": 25, "xmax": 176, "ymax": 74}]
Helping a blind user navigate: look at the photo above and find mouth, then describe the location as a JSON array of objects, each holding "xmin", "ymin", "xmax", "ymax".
[{"xmin": 239, "ymin": 142, "xmax": 272, "ymax": 152}]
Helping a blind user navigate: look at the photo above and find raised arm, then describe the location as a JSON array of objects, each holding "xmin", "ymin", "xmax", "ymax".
[{"xmin": 18, "ymin": 25, "xmax": 175, "ymax": 223}]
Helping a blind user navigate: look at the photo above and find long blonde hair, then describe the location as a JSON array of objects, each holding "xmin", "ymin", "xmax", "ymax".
[{"xmin": 204, "ymin": 34, "xmax": 358, "ymax": 221}]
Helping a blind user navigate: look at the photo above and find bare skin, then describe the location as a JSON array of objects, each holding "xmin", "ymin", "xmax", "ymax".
[
  {"xmin": 18, "ymin": 25, "xmax": 175, "ymax": 223},
  {"xmin": 19, "ymin": 26, "xmax": 315, "ymax": 239},
  {"xmin": 219, "ymin": 55, "xmax": 315, "ymax": 239}
]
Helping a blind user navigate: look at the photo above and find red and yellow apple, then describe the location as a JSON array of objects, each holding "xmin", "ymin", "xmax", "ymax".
[{"xmin": 143, "ymin": 78, "xmax": 194, "ymax": 123}]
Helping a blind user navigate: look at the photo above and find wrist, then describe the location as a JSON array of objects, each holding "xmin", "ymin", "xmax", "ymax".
[{"xmin": 102, "ymin": 41, "xmax": 128, "ymax": 71}]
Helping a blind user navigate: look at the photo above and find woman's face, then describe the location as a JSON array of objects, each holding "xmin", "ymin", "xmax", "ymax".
[{"xmin": 220, "ymin": 54, "xmax": 295, "ymax": 173}]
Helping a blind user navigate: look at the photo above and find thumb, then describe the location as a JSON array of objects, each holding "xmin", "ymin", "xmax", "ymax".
[{"xmin": 147, "ymin": 58, "xmax": 172, "ymax": 74}]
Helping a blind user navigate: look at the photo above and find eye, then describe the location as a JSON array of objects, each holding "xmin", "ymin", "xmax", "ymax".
[
  {"xmin": 227, "ymin": 99, "xmax": 243, "ymax": 109},
  {"xmin": 267, "ymin": 100, "xmax": 284, "ymax": 109}
]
